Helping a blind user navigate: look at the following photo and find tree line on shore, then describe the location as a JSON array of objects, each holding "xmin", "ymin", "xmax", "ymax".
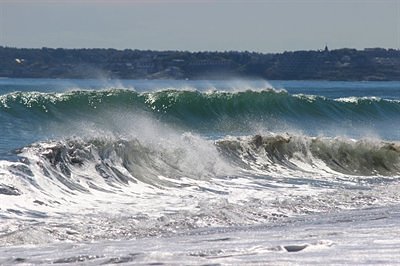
[{"xmin": 1, "ymin": 46, "xmax": 399, "ymax": 80}]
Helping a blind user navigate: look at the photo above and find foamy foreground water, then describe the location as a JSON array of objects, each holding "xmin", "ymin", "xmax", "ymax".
[{"xmin": 1, "ymin": 205, "xmax": 400, "ymax": 265}]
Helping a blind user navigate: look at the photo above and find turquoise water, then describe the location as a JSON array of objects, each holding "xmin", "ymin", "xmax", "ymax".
[{"xmin": 0, "ymin": 79, "xmax": 400, "ymax": 263}]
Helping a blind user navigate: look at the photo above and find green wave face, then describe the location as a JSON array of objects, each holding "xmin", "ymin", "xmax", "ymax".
[{"xmin": 1, "ymin": 89, "xmax": 400, "ymax": 136}]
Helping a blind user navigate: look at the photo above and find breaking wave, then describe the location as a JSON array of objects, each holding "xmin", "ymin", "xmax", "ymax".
[
  {"xmin": 1, "ymin": 89, "xmax": 400, "ymax": 129},
  {"xmin": 1, "ymin": 85, "xmax": 400, "ymax": 244},
  {"xmin": 2, "ymin": 133, "xmax": 399, "ymax": 199},
  {"xmin": 217, "ymin": 134, "xmax": 400, "ymax": 176}
]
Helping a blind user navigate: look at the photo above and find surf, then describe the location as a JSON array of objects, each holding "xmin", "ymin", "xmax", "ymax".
[{"xmin": 1, "ymin": 79, "xmax": 400, "ymax": 251}]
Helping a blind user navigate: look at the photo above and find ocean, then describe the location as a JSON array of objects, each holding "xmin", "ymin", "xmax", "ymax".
[{"xmin": 0, "ymin": 78, "xmax": 400, "ymax": 265}]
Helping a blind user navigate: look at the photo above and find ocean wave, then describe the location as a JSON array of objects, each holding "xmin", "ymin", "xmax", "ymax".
[
  {"xmin": 1, "ymin": 89, "xmax": 399, "ymax": 126},
  {"xmin": 17, "ymin": 134, "xmax": 230, "ymax": 187},
  {"xmin": 4, "ymin": 133, "xmax": 399, "ymax": 199},
  {"xmin": 217, "ymin": 134, "xmax": 400, "ymax": 176},
  {"xmin": 2, "ymin": 80, "xmax": 400, "ymax": 247},
  {"xmin": 1, "ymin": 133, "xmax": 400, "ymax": 243}
]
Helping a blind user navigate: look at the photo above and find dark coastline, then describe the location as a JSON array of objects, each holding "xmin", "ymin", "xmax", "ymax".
[{"xmin": 1, "ymin": 46, "xmax": 399, "ymax": 81}]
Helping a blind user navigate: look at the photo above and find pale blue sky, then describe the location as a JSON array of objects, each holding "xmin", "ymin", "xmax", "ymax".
[{"xmin": 0, "ymin": 0, "xmax": 399, "ymax": 52}]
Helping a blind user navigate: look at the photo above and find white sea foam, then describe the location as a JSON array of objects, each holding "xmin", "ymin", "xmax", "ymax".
[
  {"xmin": 1, "ymin": 128, "xmax": 399, "ymax": 246},
  {"xmin": 335, "ymin": 96, "xmax": 383, "ymax": 103}
]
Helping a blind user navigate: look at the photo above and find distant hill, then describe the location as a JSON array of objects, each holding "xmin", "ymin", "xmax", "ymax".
[{"xmin": 1, "ymin": 47, "xmax": 399, "ymax": 80}]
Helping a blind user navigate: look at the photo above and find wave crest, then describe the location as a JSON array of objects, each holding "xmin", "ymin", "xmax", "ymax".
[
  {"xmin": 1, "ymin": 89, "xmax": 399, "ymax": 123},
  {"xmin": 217, "ymin": 134, "xmax": 400, "ymax": 176},
  {"xmin": 13, "ymin": 133, "xmax": 400, "ymax": 198},
  {"xmin": 18, "ymin": 134, "xmax": 230, "ymax": 190}
]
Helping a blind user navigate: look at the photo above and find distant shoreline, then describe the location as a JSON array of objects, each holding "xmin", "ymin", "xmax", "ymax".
[
  {"xmin": 1, "ymin": 77, "xmax": 399, "ymax": 83},
  {"xmin": 1, "ymin": 47, "xmax": 399, "ymax": 81}
]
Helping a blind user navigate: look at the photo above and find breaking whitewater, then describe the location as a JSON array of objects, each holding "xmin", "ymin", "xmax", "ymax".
[{"xmin": 1, "ymin": 79, "xmax": 400, "ymax": 264}]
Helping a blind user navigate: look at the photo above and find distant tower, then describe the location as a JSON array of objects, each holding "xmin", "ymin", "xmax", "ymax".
[{"xmin": 324, "ymin": 44, "xmax": 329, "ymax": 52}]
